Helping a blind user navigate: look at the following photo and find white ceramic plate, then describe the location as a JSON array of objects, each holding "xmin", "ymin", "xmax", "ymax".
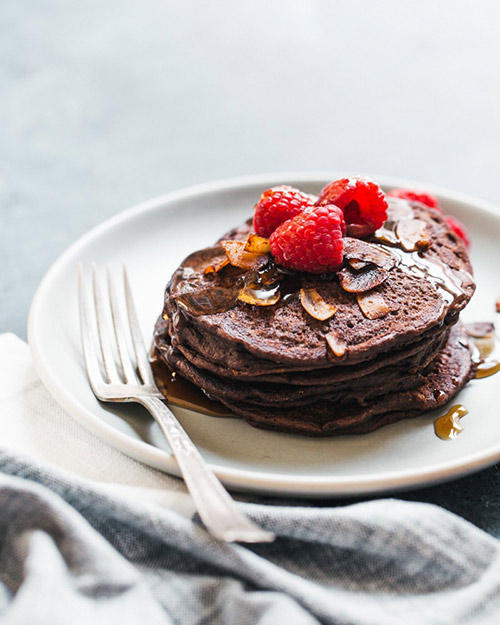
[{"xmin": 28, "ymin": 173, "xmax": 500, "ymax": 497}]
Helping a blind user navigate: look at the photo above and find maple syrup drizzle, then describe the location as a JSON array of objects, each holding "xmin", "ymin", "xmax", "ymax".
[
  {"xmin": 388, "ymin": 248, "xmax": 470, "ymax": 306},
  {"xmin": 434, "ymin": 404, "xmax": 468, "ymax": 440},
  {"xmin": 239, "ymin": 266, "xmax": 281, "ymax": 304},
  {"xmin": 374, "ymin": 200, "xmax": 472, "ymax": 308}
]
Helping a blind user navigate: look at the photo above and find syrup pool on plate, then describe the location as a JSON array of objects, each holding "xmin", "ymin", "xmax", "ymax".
[
  {"xmin": 433, "ymin": 325, "xmax": 500, "ymax": 440},
  {"xmin": 150, "ymin": 348, "xmax": 233, "ymax": 417}
]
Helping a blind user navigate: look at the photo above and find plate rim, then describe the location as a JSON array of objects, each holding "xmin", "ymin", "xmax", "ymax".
[{"xmin": 27, "ymin": 171, "xmax": 500, "ymax": 497}]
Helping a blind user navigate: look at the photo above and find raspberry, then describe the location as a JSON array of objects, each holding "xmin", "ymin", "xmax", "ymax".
[
  {"xmin": 316, "ymin": 177, "xmax": 388, "ymax": 238},
  {"xmin": 445, "ymin": 215, "xmax": 470, "ymax": 248},
  {"xmin": 253, "ymin": 186, "xmax": 313, "ymax": 238},
  {"xmin": 269, "ymin": 205, "xmax": 345, "ymax": 274},
  {"xmin": 387, "ymin": 188, "xmax": 442, "ymax": 211}
]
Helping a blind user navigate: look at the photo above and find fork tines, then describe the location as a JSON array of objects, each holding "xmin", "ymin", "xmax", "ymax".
[{"xmin": 78, "ymin": 264, "xmax": 154, "ymax": 396}]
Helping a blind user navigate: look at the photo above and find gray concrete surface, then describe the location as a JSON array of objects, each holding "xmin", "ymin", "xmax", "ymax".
[
  {"xmin": 2, "ymin": 0, "xmax": 500, "ymax": 529},
  {"xmin": 2, "ymin": 0, "xmax": 500, "ymax": 337}
]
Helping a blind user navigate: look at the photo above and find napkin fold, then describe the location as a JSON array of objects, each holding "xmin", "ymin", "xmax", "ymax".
[
  {"xmin": 1, "ymin": 332, "xmax": 500, "ymax": 624},
  {"xmin": 0, "ymin": 333, "xmax": 193, "ymax": 513}
]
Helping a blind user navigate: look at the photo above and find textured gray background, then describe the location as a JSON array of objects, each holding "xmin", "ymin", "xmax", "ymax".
[
  {"xmin": 2, "ymin": 0, "xmax": 500, "ymax": 531},
  {"xmin": 2, "ymin": 0, "xmax": 500, "ymax": 337}
]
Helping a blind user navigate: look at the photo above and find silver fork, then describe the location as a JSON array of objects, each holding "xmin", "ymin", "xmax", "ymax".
[{"xmin": 78, "ymin": 264, "xmax": 274, "ymax": 543}]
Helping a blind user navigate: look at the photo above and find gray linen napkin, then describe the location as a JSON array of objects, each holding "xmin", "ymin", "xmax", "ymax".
[{"xmin": 1, "ymin": 448, "xmax": 500, "ymax": 625}]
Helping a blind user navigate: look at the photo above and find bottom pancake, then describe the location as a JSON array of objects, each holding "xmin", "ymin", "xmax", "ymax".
[{"xmin": 155, "ymin": 324, "xmax": 474, "ymax": 436}]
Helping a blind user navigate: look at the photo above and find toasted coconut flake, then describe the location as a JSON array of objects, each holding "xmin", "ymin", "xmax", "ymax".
[
  {"xmin": 386, "ymin": 198, "xmax": 414, "ymax": 221},
  {"xmin": 325, "ymin": 332, "xmax": 347, "ymax": 357},
  {"xmin": 465, "ymin": 322, "xmax": 495, "ymax": 338},
  {"xmin": 221, "ymin": 240, "xmax": 269, "ymax": 271},
  {"xmin": 348, "ymin": 258, "xmax": 371, "ymax": 271},
  {"xmin": 300, "ymin": 288, "xmax": 337, "ymax": 321},
  {"xmin": 238, "ymin": 285, "xmax": 280, "ymax": 306},
  {"xmin": 374, "ymin": 199, "xmax": 414, "ymax": 243},
  {"xmin": 373, "ymin": 229, "xmax": 399, "ymax": 245},
  {"xmin": 244, "ymin": 233, "xmax": 271, "ymax": 254},
  {"xmin": 356, "ymin": 291, "xmax": 390, "ymax": 319},
  {"xmin": 204, "ymin": 257, "xmax": 230, "ymax": 274},
  {"xmin": 338, "ymin": 266, "xmax": 389, "ymax": 293},
  {"xmin": 396, "ymin": 218, "xmax": 430, "ymax": 252},
  {"xmin": 343, "ymin": 238, "xmax": 395, "ymax": 270}
]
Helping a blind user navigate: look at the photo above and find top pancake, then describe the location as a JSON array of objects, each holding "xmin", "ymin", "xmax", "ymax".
[{"xmin": 163, "ymin": 199, "xmax": 474, "ymax": 369}]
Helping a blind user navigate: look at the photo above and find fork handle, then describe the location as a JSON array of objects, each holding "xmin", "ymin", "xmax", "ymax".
[{"xmin": 138, "ymin": 396, "xmax": 274, "ymax": 543}]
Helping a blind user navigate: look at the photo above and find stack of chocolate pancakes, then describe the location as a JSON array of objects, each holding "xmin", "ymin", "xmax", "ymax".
[{"xmin": 153, "ymin": 198, "xmax": 476, "ymax": 436}]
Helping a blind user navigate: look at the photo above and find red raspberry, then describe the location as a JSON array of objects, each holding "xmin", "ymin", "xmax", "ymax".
[
  {"xmin": 445, "ymin": 215, "xmax": 470, "ymax": 248},
  {"xmin": 388, "ymin": 188, "xmax": 442, "ymax": 211},
  {"xmin": 253, "ymin": 186, "xmax": 313, "ymax": 238},
  {"xmin": 269, "ymin": 205, "xmax": 345, "ymax": 274},
  {"xmin": 316, "ymin": 177, "xmax": 388, "ymax": 238}
]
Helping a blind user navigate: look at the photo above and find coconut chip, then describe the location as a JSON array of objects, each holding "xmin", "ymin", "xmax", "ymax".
[
  {"xmin": 238, "ymin": 285, "xmax": 280, "ymax": 306},
  {"xmin": 204, "ymin": 257, "xmax": 230, "ymax": 274},
  {"xmin": 356, "ymin": 290, "xmax": 390, "ymax": 319},
  {"xmin": 244, "ymin": 233, "xmax": 271, "ymax": 254},
  {"xmin": 220, "ymin": 240, "xmax": 269, "ymax": 271},
  {"xmin": 396, "ymin": 218, "xmax": 430, "ymax": 252},
  {"xmin": 465, "ymin": 322, "xmax": 495, "ymax": 338},
  {"xmin": 347, "ymin": 258, "xmax": 372, "ymax": 271},
  {"xmin": 338, "ymin": 266, "xmax": 389, "ymax": 293},
  {"xmin": 343, "ymin": 237, "xmax": 395, "ymax": 270},
  {"xmin": 325, "ymin": 331, "xmax": 347, "ymax": 357},
  {"xmin": 300, "ymin": 288, "xmax": 337, "ymax": 321}
]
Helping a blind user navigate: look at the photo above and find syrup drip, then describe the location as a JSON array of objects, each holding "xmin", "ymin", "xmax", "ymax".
[
  {"xmin": 432, "ymin": 327, "xmax": 499, "ymax": 441},
  {"xmin": 150, "ymin": 349, "xmax": 233, "ymax": 417},
  {"xmin": 434, "ymin": 404, "xmax": 468, "ymax": 440},
  {"xmin": 468, "ymin": 331, "xmax": 500, "ymax": 379}
]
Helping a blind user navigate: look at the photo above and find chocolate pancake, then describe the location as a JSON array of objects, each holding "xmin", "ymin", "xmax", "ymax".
[
  {"xmin": 153, "ymin": 197, "xmax": 476, "ymax": 436},
  {"xmin": 160, "ymin": 327, "xmax": 450, "ymax": 408},
  {"xmin": 215, "ymin": 326, "xmax": 475, "ymax": 436},
  {"xmin": 155, "ymin": 317, "xmax": 449, "ymax": 387},
  {"xmin": 158, "ymin": 312, "xmax": 448, "ymax": 382},
  {"xmin": 162, "ymin": 201, "xmax": 473, "ymax": 370}
]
